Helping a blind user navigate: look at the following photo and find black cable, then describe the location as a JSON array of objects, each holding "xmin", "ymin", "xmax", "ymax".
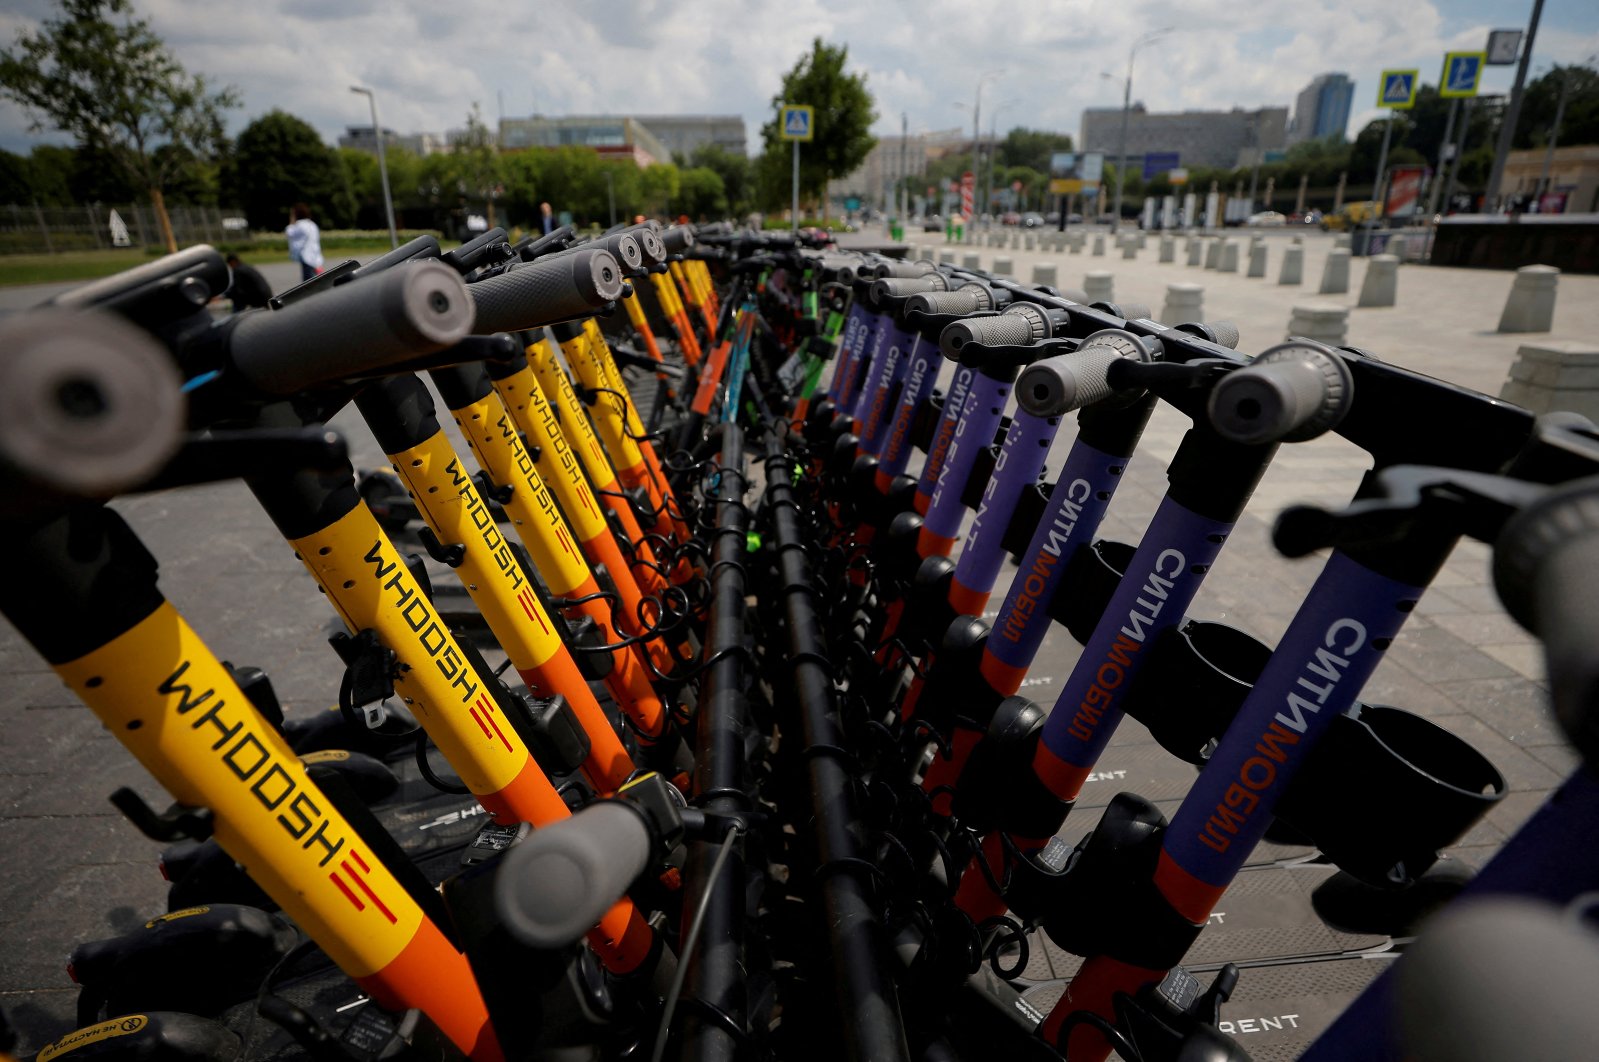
[
  {"xmin": 651, "ymin": 825, "xmax": 743, "ymax": 1062},
  {"xmin": 414, "ymin": 731, "xmax": 472, "ymax": 795}
]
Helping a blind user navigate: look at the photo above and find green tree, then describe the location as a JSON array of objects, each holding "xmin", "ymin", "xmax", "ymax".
[
  {"xmin": 0, "ymin": 0, "xmax": 238, "ymax": 250},
  {"xmin": 228, "ymin": 110, "xmax": 346, "ymax": 231},
  {"xmin": 449, "ymin": 102, "xmax": 505, "ymax": 228},
  {"xmin": 756, "ymin": 38, "xmax": 876, "ymax": 216},
  {"xmin": 686, "ymin": 143, "xmax": 752, "ymax": 215},
  {"xmin": 677, "ymin": 166, "xmax": 727, "ymax": 220},
  {"xmin": 996, "ymin": 127, "xmax": 1073, "ymax": 174},
  {"xmin": 1514, "ymin": 62, "xmax": 1599, "ymax": 149}
]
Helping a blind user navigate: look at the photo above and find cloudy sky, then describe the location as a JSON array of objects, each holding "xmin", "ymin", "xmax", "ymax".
[{"xmin": 1, "ymin": 0, "xmax": 1596, "ymax": 157}]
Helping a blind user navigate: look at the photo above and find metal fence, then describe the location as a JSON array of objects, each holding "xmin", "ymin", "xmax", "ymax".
[{"xmin": 0, "ymin": 202, "xmax": 246, "ymax": 254}]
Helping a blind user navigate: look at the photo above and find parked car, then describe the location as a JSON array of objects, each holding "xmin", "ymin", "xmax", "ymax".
[
  {"xmin": 1246, "ymin": 211, "xmax": 1287, "ymax": 227},
  {"xmin": 1293, "ymin": 209, "xmax": 1324, "ymax": 226},
  {"xmin": 1321, "ymin": 202, "xmax": 1379, "ymax": 231},
  {"xmin": 1021, "ymin": 212, "xmax": 1045, "ymax": 228},
  {"xmin": 1000, "ymin": 211, "xmax": 1021, "ymax": 226},
  {"xmin": 921, "ymin": 214, "xmax": 944, "ymax": 232}
]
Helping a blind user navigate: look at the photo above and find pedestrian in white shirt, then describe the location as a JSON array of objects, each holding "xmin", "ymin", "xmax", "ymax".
[{"xmin": 286, "ymin": 203, "xmax": 323, "ymax": 282}]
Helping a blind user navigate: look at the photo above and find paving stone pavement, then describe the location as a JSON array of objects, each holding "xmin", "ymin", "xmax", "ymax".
[{"xmin": 2, "ymin": 233, "xmax": 1595, "ymax": 1056}]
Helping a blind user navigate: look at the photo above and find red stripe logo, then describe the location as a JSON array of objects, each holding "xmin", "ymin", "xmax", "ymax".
[{"xmin": 328, "ymin": 848, "xmax": 397, "ymax": 923}]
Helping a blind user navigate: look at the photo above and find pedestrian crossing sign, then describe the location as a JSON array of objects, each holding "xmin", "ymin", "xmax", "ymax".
[
  {"xmin": 1440, "ymin": 52, "xmax": 1485, "ymax": 98},
  {"xmin": 780, "ymin": 105, "xmax": 814, "ymax": 142},
  {"xmin": 1378, "ymin": 69, "xmax": 1418, "ymax": 109}
]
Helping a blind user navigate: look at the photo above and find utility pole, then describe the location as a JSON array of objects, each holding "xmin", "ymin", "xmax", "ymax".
[
  {"xmin": 349, "ymin": 86, "xmax": 398, "ymax": 249},
  {"xmin": 1537, "ymin": 66, "xmax": 1578, "ymax": 201},
  {"xmin": 900, "ymin": 112, "xmax": 909, "ymax": 224},
  {"xmin": 1484, "ymin": 0, "xmax": 1545, "ymax": 209},
  {"xmin": 1112, "ymin": 27, "xmax": 1173, "ymax": 233},
  {"xmin": 1425, "ymin": 98, "xmax": 1460, "ymax": 219}
]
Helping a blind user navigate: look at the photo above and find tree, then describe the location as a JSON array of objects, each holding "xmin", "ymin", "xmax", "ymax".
[
  {"xmin": 449, "ymin": 102, "xmax": 504, "ymax": 228},
  {"xmin": 228, "ymin": 110, "xmax": 349, "ymax": 231},
  {"xmin": 1514, "ymin": 62, "xmax": 1599, "ymax": 150},
  {"xmin": 686, "ymin": 143, "xmax": 752, "ymax": 216},
  {"xmin": 996, "ymin": 127, "xmax": 1073, "ymax": 174},
  {"xmin": 756, "ymin": 38, "xmax": 876, "ymax": 216},
  {"xmin": 0, "ymin": 0, "xmax": 238, "ymax": 251},
  {"xmin": 677, "ymin": 166, "xmax": 727, "ymax": 220}
]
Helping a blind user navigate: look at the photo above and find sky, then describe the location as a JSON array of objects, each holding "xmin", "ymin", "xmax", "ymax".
[{"xmin": 1, "ymin": 0, "xmax": 1597, "ymax": 158}]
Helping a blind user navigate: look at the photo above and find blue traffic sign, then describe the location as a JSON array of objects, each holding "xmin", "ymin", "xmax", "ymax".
[
  {"xmin": 1378, "ymin": 69, "xmax": 1418, "ymax": 109},
  {"xmin": 1441, "ymin": 52, "xmax": 1485, "ymax": 98},
  {"xmin": 1143, "ymin": 151, "xmax": 1181, "ymax": 180},
  {"xmin": 779, "ymin": 105, "xmax": 814, "ymax": 142}
]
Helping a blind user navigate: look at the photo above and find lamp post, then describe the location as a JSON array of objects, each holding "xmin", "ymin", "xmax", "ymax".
[
  {"xmin": 1484, "ymin": 0, "xmax": 1546, "ymax": 210},
  {"xmin": 967, "ymin": 71, "xmax": 1003, "ymax": 221},
  {"xmin": 1111, "ymin": 26, "xmax": 1174, "ymax": 233},
  {"xmin": 349, "ymin": 86, "xmax": 398, "ymax": 249}
]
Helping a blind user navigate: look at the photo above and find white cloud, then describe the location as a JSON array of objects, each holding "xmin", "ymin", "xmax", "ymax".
[{"xmin": 0, "ymin": 0, "xmax": 1594, "ymax": 157}]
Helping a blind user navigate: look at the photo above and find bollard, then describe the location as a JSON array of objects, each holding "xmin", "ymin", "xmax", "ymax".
[
  {"xmin": 1387, "ymin": 234, "xmax": 1407, "ymax": 262},
  {"xmin": 1160, "ymin": 282, "xmax": 1204, "ymax": 325},
  {"xmin": 1218, "ymin": 240, "xmax": 1241, "ymax": 273},
  {"xmin": 1092, "ymin": 234, "xmax": 1106, "ymax": 256},
  {"xmin": 1121, "ymin": 238, "xmax": 1138, "ymax": 260},
  {"xmin": 1032, "ymin": 262, "xmax": 1059, "ymax": 287},
  {"xmin": 1497, "ymin": 265, "xmax": 1560, "ymax": 333},
  {"xmin": 1204, "ymin": 238, "xmax": 1223, "ymax": 270},
  {"xmin": 1024, "ymin": 234, "xmax": 1036, "ymax": 251},
  {"xmin": 1287, "ymin": 302, "xmax": 1349, "ymax": 346},
  {"xmin": 961, "ymin": 252, "xmax": 982, "ymax": 270},
  {"xmin": 1083, "ymin": 270, "xmax": 1114, "ymax": 304},
  {"xmin": 1333, "ymin": 233, "xmax": 1351, "ymax": 250},
  {"xmin": 1319, "ymin": 248, "xmax": 1351, "ymax": 295},
  {"xmin": 993, "ymin": 255, "xmax": 1015, "ymax": 277},
  {"xmin": 1499, "ymin": 342, "xmax": 1599, "ymax": 418},
  {"xmin": 1357, "ymin": 254, "xmax": 1399, "ymax": 308},
  {"xmin": 1247, "ymin": 241, "xmax": 1268, "ymax": 278},
  {"xmin": 1278, "ymin": 244, "xmax": 1304, "ymax": 285},
  {"xmin": 1159, "ymin": 235, "xmax": 1176, "ymax": 263},
  {"xmin": 938, "ymin": 249, "xmax": 956, "ymax": 265},
  {"xmin": 1187, "ymin": 238, "xmax": 1203, "ymax": 267}
]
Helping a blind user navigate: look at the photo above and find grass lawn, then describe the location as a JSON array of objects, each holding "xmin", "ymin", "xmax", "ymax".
[{"xmin": 0, "ymin": 248, "xmax": 153, "ymax": 287}]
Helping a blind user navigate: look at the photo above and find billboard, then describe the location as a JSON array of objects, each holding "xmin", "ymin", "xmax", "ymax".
[
  {"xmin": 1143, "ymin": 152, "xmax": 1180, "ymax": 179},
  {"xmin": 1048, "ymin": 152, "xmax": 1105, "ymax": 195}
]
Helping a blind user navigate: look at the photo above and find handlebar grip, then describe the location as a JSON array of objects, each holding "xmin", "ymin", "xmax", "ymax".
[
  {"xmin": 590, "ymin": 232, "xmax": 644, "ymax": 274},
  {"xmin": 906, "ymin": 285, "xmax": 993, "ymax": 317},
  {"xmin": 871, "ymin": 274, "xmax": 951, "ymax": 304},
  {"xmin": 227, "ymin": 260, "xmax": 473, "ymax": 396},
  {"xmin": 467, "ymin": 248, "xmax": 625, "ymax": 335},
  {"xmin": 493, "ymin": 801, "xmax": 651, "ymax": 949},
  {"xmin": 1016, "ymin": 347, "xmax": 1127, "ymax": 416},
  {"xmin": 632, "ymin": 225, "xmax": 667, "ymax": 264},
  {"xmin": 660, "ymin": 226, "xmax": 695, "ymax": 254},
  {"xmin": 1095, "ymin": 300, "xmax": 1153, "ymax": 322},
  {"xmin": 1493, "ymin": 478, "xmax": 1599, "ymax": 766},
  {"xmin": 939, "ymin": 307, "xmax": 1044, "ymax": 360},
  {"xmin": 871, "ymin": 258, "xmax": 938, "ymax": 279},
  {"xmin": 1177, "ymin": 320, "xmax": 1242, "ymax": 349},
  {"xmin": 1206, "ymin": 340, "xmax": 1353, "ymax": 444},
  {"xmin": 0, "ymin": 308, "xmax": 184, "ymax": 500}
]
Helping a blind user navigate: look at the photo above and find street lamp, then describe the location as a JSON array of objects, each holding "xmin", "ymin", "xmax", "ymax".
[
  {"xmin": 350, "ymin": 85, "xmax": 399, "ymax": 249},
  {"xmin": 1111, "ymin": 26, "xmax": 1174, "ymax": 233},
  {"xmin": 965, "ymin": 70, "xmax": 1003, "ymax": 220}
]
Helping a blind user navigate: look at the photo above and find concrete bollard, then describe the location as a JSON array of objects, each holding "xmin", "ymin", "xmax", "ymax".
[
  {"xmin": 961, "ymin": 252, "xmax": 982, "ymax": 270},
  {"xmin": 1084, "ymin": 270, "xmax": 1114, "ymax": 304},
  {"xmin": 1032, "ymin": 262, "xmax": 1059, "ymax": 287},
  {"xmin": 993, "ymin": 255, "xmax": 1015, "ymax": 277},
  {"xmin": 1024, "ymin": 234, "xmax": 1036, "ymax": 251},
  {"xmin": 1218, "ymin": 240, "xmax": 1241, "ymax": 273},
  {"xmin": 1387, "ymin": 234, "xmax": 1407, "ymax": 262},
  {"xmin": 1160, "ymin": 283, "xmax": 1204, "ymax": 325},
  {"xmin": 1121, "ymin": 238, "xmax": 1138, "ymax": 260},
  {"xmin": 1319, "ymin": 248, "xmax": 1351, "ymax": 295},
  {"xmin": 938, "ymin": 249, "xmax": 956, "ymax": 265},
  {"xmin": 1204, "ymin": 239, "xmax": 1223, "ymax": 270},
  {"xmin": 1278, "ymin": 244, "xmax": 1304, "ymax": 286},
  {"xmin": 1497, "ymin": 265, "xmax": 1560, "ymax": 333},
  {"xmin": 1499, "ymin": 342, "xmax": 1599, "ymax": 418},
  {"xmin": 1357, "ymin": 254, "xmax": 1399, "ymax": 308},
  {"xmin": 1287, "ymin": 303, "xmax": 1349, "ymax": 346},
  {"xmin": 1187, "ymin": 238, "xmax": 1204, "ymax": 267},
  {"xmin": 1333, "ymin": 233, "xmax": 1351, "ymax": 250},
  {"xmin": 1159, "ymin": 235, "xmax": 1176, "ymax": 263},
  {"xmin": 1247, "ymin": 242, "xmax": 1268, "ymax": 278},
  {"xmin": 1092, "ymin": 234, "xmax": 1106, "ymax": 256}
]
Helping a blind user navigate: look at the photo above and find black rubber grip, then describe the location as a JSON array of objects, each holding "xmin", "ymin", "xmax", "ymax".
[
  {"xmin": 1206, "ymin": 341, "xmax": 1353, "ymax": 444},
  {"xmin": 872, "ymin": 258, "xmax": 939, "ymax": 279},
  {"xmin": 467, "ymin": 248, "xmax": 625, "ymax": 335},
  {"xmin": 872, "ymin": 274, "xmax": 950, "ymax": 303},
  {"xmin": 660, "ymin": 226, "xmax": 695, "ymax": 254},
  {"xmin": 493, "ymin": 801, "xmax": 651, "ymax": 949},
  {"xmin": 227, "ymin": 260, "xmax": 474, "ymax": 395},
  {"xmin": 592, "ymin": 232, "xmax": 644, "ymax": 273},
  {"xmin": 940, "ymin": 309, "xmax": 1041, "ymax": 360},
  {"xmin": 1493, "ymin": 480, "xmax": 1599, "ymax": 766},
  {"xmin": 0, "ymin": 308, "xmax": 184, "ymax": 500},
  {"xmin": 906, "ymin": 286, "xmax": 991, "ymax": 317},
  {"xmin": 1016, "ymin": 348, "xmax": 1124, "ymax": 416}
]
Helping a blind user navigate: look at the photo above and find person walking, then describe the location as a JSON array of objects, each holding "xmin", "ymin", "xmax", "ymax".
[
  {"xmin": 285, "ymin": 203, "xmax": 323, "ymax": 282},
  {"xmin": 540, "ymin": 201, "xmax": 555, "ymax": 235}
]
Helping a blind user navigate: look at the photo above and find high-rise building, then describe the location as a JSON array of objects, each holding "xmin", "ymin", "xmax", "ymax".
[
  {"xmin": 633, "ymin": 116, "xmax": 747, "ymax": 158},
  {"xmin": 498, "ymin": 115, "xmax": 672, "ymax": 167},
  {"xmin": 1288, "ymin": 74, "xmax": 1355, "ymax": 144},
  {"xmin": 1078, "ymin": 105, "xmax": 1288, "ymax": 172},
  {"xmin": 338, "ymin": 126, "xmax": 445, "ymax": 158}
]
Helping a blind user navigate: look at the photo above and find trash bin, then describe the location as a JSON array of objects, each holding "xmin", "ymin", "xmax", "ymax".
[{"xmin": 1350, "ymin": 225, "xmax": 1390, "ymax": 257}]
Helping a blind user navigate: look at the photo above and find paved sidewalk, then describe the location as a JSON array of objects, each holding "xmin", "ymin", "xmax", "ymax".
[{"xmin": 1, "ymin": 233, "xmax": 1591, "ymax": 1055}]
